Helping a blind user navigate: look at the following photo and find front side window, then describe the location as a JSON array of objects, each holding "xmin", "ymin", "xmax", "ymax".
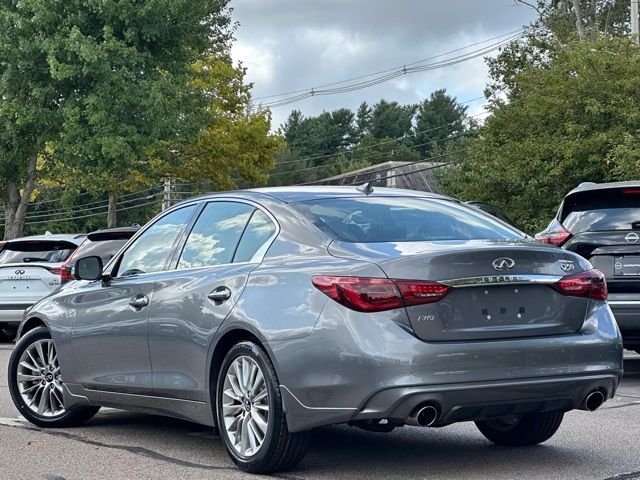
[
  {"xmin": 293, "ymin": 197, "xmax": 523, "ymax": 243},
  {"xmin": 116, "ymin": 205, "xmax": 196, "ymax": 276},
  {"xmin": 177, "ymin": 202, "xmax": 254, "ymax": 269}
]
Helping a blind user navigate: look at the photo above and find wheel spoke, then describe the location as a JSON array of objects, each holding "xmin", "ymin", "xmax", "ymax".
[
  {"xmin": 26, "ymin": 350, "xmax": 42, "ymax": 370},
  {"xmin": 251, "ymin": 409, "xmax": 268, "ymax": 434},
  {"xmin": 223, "ymin": 387, "xmax": 240, "ymax": 402},
  {"xmin": 252, "ymin": 388, "xmax": 267, "ymax": 403},
  {"xmin": 249, "ymin": 417, "xmax": 265, "ymax": 444},
  {"xmin": 35, "ymin": 342, "xmax": 47, "ymax": 369},
  {"xmin": 37, "ymin": 384, "xmax": 50, "ymax": 414},
  {"xmin": 19, "ymin": 360, "xmax": 39, "ymax": 372},
  {"xmin": 17, "ymin": 373, "xmax": 43, "ymax": 382}
]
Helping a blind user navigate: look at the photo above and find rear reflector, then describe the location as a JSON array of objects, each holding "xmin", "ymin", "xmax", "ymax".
[
  {"xmin": 552, "ymin": 269, "xmax": 607, "ymax": 301},
  {"xmin": 312, "ymin": 276, "xmax": 451, "ymax": 312}
]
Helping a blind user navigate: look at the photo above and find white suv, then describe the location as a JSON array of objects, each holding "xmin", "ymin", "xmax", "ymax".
[{"xmin": 0, "ymin": 233, "xmax": 84, "ymax": 341}]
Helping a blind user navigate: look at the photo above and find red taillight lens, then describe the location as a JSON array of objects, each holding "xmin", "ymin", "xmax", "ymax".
[
  {"xmin": 60, "ymin": 263, "xmax": 74, "ymax": 283},
  {"xmin": 48, "ymin": 267, "xmax": 61, "ymax": 275},
  {"xmin": 312, "ymin": 276, "xmax": 451, "ymax": 312},
  {"xmin": 553, "ymin": 269, "xmax": 607, "ymax": 301},
  {"xmin": 394, "ymin": 280, "xmax": 452, "ymax": 306},
  {"xmin": 535, "ymin": 220, "xmax": 571, "ymax": 246}
]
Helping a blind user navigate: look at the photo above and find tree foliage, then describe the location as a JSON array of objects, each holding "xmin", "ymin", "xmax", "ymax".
[
  {"xmin": 272, "ymin": 91, "xmax": 468, "ymax": 186},
  {"xmin": 439, "ymin": 37, "xmax": 640, "ymax": 232}
]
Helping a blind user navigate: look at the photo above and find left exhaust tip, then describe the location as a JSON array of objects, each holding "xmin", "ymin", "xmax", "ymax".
[
  {"xmin": 582, "ymin": 390, "xmax": 605, "ymax": 411},
  {"xmin": 406, "ymin": 404, "xmax": 439, "ymax": 427}
]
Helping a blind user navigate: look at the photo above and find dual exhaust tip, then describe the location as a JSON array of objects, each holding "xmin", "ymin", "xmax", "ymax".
[
  {"xmin": 406, "ymin": 390, "xmax": 605, "ymax": 426},
  {"xmin": 406, "ymin": 404, "xmax": 439, "ymax": 427}
]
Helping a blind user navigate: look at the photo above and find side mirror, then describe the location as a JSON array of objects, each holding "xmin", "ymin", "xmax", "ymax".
[{"xmin": 72, "ymin": 256, "xmax": 104, "ymax": 281}]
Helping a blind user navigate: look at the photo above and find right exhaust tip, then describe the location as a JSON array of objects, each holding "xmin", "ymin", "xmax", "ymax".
[
  {"xmin": 407, "ymin": 404, "xmax": 439, "ymax": 427},
  {"xmin": 583, "ymin": 390, "xmax": 605, "ymax": 411}
]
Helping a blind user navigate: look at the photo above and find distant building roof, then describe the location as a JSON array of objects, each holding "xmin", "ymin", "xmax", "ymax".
[{"xmin": 314, "ymin": 161, "xmax": 443, "ymax": 193}]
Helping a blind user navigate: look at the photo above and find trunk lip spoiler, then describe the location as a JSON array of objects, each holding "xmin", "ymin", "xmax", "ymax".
[{"xmin": 441, "ymin": 274, "xmax": 563, "ymax": 288}]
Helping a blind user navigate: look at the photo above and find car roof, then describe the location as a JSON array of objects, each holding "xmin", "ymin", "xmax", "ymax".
[
  {"xmin": 180, "ymin": 186, "xmax": 456, "ymax": 205},
  {"xmin": 5, "ymin": 233, "xmax": 85, "ymax": 245},
  {"xmin": 567, "ymin": 181, "xmax": 640, "ymax": 196}
]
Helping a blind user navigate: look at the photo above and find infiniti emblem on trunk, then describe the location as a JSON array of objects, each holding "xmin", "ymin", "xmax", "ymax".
[
  {"xmin": 625, "ymin": 232, "xmax": 639, "ymax": 244},
  {"xmin": 492, "ymin": 257, "xmax": 515, "ymax": 271},
  {"xmin": 14, "ymin": 269, "xmax": 25, "ymax": 275}
]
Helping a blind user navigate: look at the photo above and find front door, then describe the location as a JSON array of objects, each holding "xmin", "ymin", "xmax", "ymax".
[{"xmin": 71, "ymin": 204, "xmax": 198, "ymax": 392}]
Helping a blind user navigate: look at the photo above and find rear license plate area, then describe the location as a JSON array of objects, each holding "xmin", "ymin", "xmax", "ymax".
[{"xmin": 614, "ymin": 256, "xmax": 640, "ymax": 277}]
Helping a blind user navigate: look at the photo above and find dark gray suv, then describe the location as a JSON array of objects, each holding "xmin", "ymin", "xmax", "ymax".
[
  {"xmin": 9, "ymin": 187, "xmax": 623, "ymax": 473},
  {"xmin": 536, "ymin": 181, "xmax": 640, "ymax": 353}
]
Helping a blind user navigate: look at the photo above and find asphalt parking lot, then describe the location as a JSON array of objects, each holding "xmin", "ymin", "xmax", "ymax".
[{"xmin": 0, "ymin": 344, "xmax": 638, "ymax": 480}]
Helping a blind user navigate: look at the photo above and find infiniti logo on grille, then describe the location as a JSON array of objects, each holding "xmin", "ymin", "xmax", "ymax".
[
  {"xmin": 625, "ymin": 232, "xmax": 639, "ymax": 244},
  {"xmin": 492, "ymin": 257, "xmax": 515, "ymax": 271}
]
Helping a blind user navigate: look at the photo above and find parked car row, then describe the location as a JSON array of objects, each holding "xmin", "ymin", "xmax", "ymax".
[
  {"xmin": 5, "ymin": 184, "xmax": 625, "ymax": 473},
  {"xmin": 0, "ymin": 227, "xmax": 138, "ymax": 341}
]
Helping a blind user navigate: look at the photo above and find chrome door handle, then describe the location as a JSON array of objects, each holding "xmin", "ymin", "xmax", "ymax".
[
  {"xmin": 129, "ymin": 294, "xmax": 149, "ymax": 309},
  {"xmin": 208, "ymin": 287, "xmax": 231, "ymax": 303}
]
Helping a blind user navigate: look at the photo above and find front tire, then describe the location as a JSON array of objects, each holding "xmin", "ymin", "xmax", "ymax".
[
  {"xmin": 216, "ymin": 341, "xmax": 310, "ymax": 473},
  {"xmin": 8, "ymin": 327, "xmax": 100, "ymax": 428},
  {"xmin": 475, "ymin": 411, "xmax": 564, "ymax": 446}
]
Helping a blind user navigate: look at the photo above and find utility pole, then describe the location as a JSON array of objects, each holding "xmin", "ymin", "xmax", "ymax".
[
  {"xmin": 162, "ymin": 174, "xmax": 173, "ymax": 211},
  {"xmin": 632, "ymin": 0, "xmax": 640, "ymax": 41}
]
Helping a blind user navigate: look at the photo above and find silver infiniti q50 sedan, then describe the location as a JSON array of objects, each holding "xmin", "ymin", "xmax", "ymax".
[{"xmin": 8, "ymin": 187, "xmax": 623, "ymax": 473}]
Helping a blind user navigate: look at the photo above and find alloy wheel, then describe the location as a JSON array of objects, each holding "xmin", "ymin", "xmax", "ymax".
[
  {"xmin": 221, "ymin": 355, "xmax": 270, "ymax": 457},
  {"xmin": 16, "ymin": 339, "xmax": 65, "ymax": 417}
]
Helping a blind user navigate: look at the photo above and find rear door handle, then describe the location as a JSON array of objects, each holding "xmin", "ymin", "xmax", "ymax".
[
  {"xmin": 208, "ymin": 287, "xmax": 232, "ymax": 303},
  {"xmin": 129, "ymin": 294, "xmax": 149, "ymax": 309}
]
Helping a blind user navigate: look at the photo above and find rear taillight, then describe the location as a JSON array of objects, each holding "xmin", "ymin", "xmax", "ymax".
[
  {"xmin": 312, "ymin": 276, "xmax": 451, "ymax": 312},
  {"xmin": 535, "ymin": 220, "xmax": 571, "ymax": 246},
  {"xmin": 60, "ymin": 262, "xmax": 74, "ymax": 283},
  {"xmin": 552, "ymin": 269, "xmax": 607, "ymax": 301},
  {"xmin": 48, "ymin": 267, "xmax": 62, "ymax": 276}
]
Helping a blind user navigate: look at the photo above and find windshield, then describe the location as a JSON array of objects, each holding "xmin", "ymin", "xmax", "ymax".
[{"xmin": 293, "ymin": 196, "xmax": 523, "ymax": 243}]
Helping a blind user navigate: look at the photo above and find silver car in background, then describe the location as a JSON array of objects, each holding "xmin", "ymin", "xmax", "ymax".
[
  {"xmin": 8, "ymin": 187, "xmax": 623, "ymax": 473},
  {"xmin": 0, "ymin": 234, "xmax": 83, "ymax": 341}
]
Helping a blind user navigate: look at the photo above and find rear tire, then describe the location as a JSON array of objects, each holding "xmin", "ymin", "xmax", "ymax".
[
  {"xmin": 475, "ymin": 411, "xmax": 564, "ymax": 446},
  {"xmin": 8, "ymin": 327, "xmax": 100, "ymax": 428},
  {"xmin": 216, "ymin": 341, "xmax": 310, "ymax": 473}
]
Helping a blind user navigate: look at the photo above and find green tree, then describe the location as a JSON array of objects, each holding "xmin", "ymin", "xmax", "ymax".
[
  {"xmin": 370, "ymin": 100, "xmax": 416, "ymax": 141},
  {"xmin": 438, "ymin": 37, "xmax": 640, "ymax": 232},
  {"xmin": 175, "ymin": 53, "xmax": 282, "ymax": 190},
  {"xmin": 1, "ymin": 0, "xmax": 232, "ymax": 235},
  {"xmin": 413, "ymin": 89, "xmax": 467, "ymax": 157}
]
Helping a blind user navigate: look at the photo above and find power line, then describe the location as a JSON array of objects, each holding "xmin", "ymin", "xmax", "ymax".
[
  {"xmin": 253, "ymin": 32, "xmax": 523, "ymax": 110},
  {"xmin": 252, "ymin": 29, "xmax": 523, "ymax": 102}
]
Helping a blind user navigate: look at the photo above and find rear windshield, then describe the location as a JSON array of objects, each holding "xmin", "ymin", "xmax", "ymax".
[
  {"xmin": 561, "ymin": 189, "xmax": 640, "ymax": 233},
  {"xmin": 0, "ymin": 241, "xmax": 77, "ymax": 264},
  {"xmin": 293, "ymin": 197, "xmax": 522, "ymax": 243},
  {"xmin": 72, "ymin": 238, "xmax": 129, "ymax": 264}
]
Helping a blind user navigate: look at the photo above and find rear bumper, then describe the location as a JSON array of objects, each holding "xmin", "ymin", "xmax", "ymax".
[
  {"xmin": 273, "ymin": 301, "xmax": 623, "ymax": 432},
  {"xmin": 608, "ymin": 298, "xmax": 640, "ymax": 347}
]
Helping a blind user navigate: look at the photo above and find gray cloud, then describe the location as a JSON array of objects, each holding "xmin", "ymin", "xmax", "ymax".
[{"xmin": 231, "ymin": 0, "xmax": 537, "ymax": 128}]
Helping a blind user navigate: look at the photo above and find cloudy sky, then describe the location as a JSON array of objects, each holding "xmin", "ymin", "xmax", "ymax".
[{"xmin": 230, "ymin": 0, "xmax": 537, "ymax": 129}]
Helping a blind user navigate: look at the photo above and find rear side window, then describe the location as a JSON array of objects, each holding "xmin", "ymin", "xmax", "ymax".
[
  {"xmin": 293, "ymin": 197, "xmax": 522, "ymax": 243},
  {"xmin": 561, "ymin": 189, "xmax": 640, "ymax": 233},
  {"xmin": 177, "ymin": 202, "xmax": 254, "ymax": 269},
  {"xmin": 234, "ymin": 210, "xmax": 277, "ymax": 262},
  {"xmin": 0, "ymin": 241, "xmax": 77, "ymax": 264}
]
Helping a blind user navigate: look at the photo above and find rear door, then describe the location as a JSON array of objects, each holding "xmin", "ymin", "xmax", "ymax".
[{"xmin": 147, "ymin": 201, "xmax": 278, "ymax": 401}]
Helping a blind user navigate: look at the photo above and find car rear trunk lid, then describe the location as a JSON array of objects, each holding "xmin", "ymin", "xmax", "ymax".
[{"xmin": 329, "ymin": 240, "xmax": 592, "ymax": 341}]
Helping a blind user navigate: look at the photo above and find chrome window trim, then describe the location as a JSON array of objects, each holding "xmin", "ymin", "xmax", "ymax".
[{"xmin": 441, "ymin": 274, "xmax": 563, "ymax": 288}]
